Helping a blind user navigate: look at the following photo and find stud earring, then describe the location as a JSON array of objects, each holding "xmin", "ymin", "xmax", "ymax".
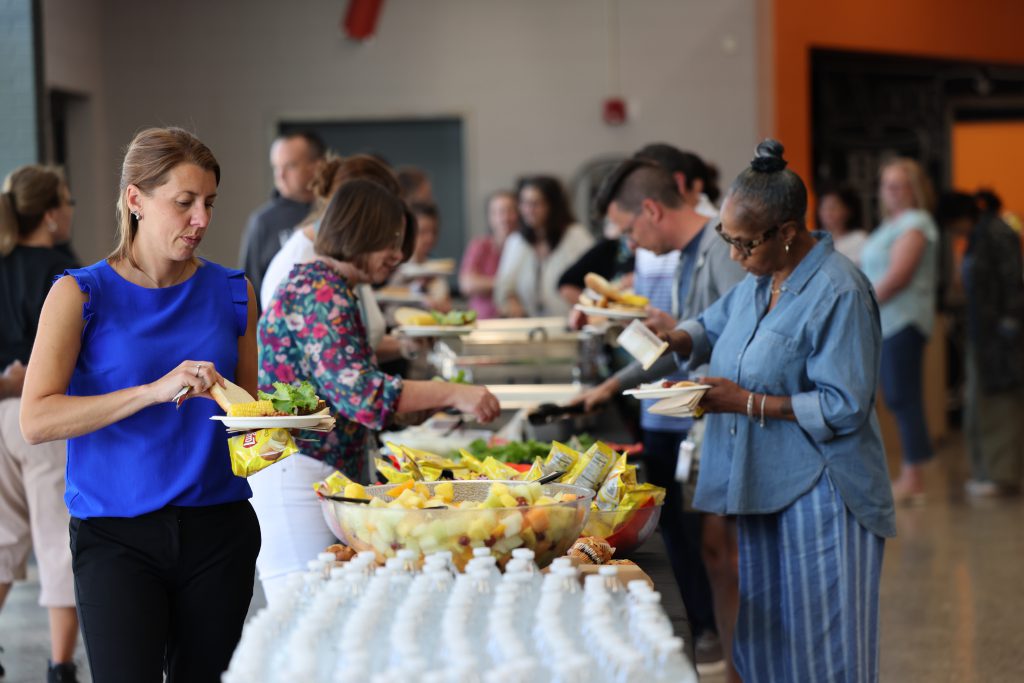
[
  {"xmin": 785, "ymin": 242, "xmax": 791, "ymax": 254},
  {"xmin": 47, "ymin": 220, "xmax": 58, "ymax": 233},
  {"xmin": 132, "ymin": 211, "xmax": 141, "ymax": 221}
]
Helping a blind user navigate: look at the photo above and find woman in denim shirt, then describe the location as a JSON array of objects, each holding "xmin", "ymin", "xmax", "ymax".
[{"xmin": 664, "ymin": 140, "xmax": 895, "ymax": 682}]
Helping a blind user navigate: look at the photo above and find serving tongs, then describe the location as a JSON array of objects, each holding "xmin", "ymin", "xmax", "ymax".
[
  {"xmin": 322, "ymin": 493, "xmax": 372, "ymax": 505},
  {"xmin": 526, "ymin": 402, "xmax": 587, "ymax": 426}
]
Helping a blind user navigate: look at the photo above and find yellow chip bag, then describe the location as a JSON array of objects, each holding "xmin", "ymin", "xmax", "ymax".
[
  {"xmin": 542, "ymin": 441, "xmax": 580, "ymax": 477},
  {"xmin": 614, "ymin": 483, "xmax": 667, "ymax": 527},
  {"xmin": 388, "ymin": 445, "xmax": 424, "ymax": 481},
  {"xmin": 564, "ymin": 441, "xmax": 617, "ymax": 491},
  {"xmin": 228, "ymin": 428, "xmax": 299, "ymax": 478},
  {"xmin": 480, "ymin": 456, "xmax": 521, "ymax": 481},
  {"xmin": 375, "ymin": 458, "xmax": 414, "ymax": 484},
  {"xmin": 524, "ymin": 456, "xmax": 544, "ymax": 481},
  {"xmin": 456, "ymin": 449, "xmax": 486, "ymax": 475},
  {"xmin": 314, "ymin": 469, "xmax": 355, "ymax": 496},
  {"xmin": 595, "ymin": 453, "xmax": 629, "ymax": 511}
]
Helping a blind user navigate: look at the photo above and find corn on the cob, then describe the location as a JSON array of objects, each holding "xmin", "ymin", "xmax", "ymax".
[{"xmin": 227, "ymin": 400, "xmax": 278, "ymax": 417}]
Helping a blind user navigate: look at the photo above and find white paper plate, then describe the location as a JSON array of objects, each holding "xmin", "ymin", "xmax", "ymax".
[
  {"xmin": 485, "ymin": 384, "xmax": 583, "ymax": 410},
  {"xmin": 398, "ymin": 260, "xmax": 455, "ymax": 278},
  {"xmin": 573, "ymin": 304, "xmax": 647, "ymax": 320},
  {"xmin": 395, "ymin": 325, "xmax": 476, "ymax": 338},
  {"xmin": 375, "ymin": 289, "xmax": 425, "ymax": 304},
  {"xmin": 210, "ymin": 415, "xmax": 325, "ymax": 430},
  {"xmin": 623, "ymin": 383, "xmax": 711, "ymax": 400},
  {"xmin": 646, "ymin": 403, "xmax": 698, "ymax": 418}
]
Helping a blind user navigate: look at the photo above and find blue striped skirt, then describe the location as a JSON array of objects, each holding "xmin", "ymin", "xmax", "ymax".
[{"xmin": 734, "ymin": 472, "xmax": 885, "ymax": 683}]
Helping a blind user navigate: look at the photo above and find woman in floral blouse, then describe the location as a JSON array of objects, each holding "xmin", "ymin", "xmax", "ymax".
[{"xmin": 254, "ymin": 179, "xmax": 500, "ymax": 603}]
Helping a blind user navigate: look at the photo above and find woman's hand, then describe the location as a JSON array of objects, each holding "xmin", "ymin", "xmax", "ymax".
[
  {"xmin": 146, "ymin": 360, "xmax": 225, "ymax": 405},
  {"xmin": 1, "ymin": 360, "xmax": 26, "ymax": 398},
  {"xmin": 696, "ymin": 376, "xmax": 751, "ymax": 415},
  {"xmin": 658, "ymin": 329, "xmax": 693, "ymax": 356},
  {"xmin": 450, "ymin": 384, "xmax": 501, "ymax": 423}
]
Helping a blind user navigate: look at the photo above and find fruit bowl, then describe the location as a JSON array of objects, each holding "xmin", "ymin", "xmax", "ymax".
[
  {"xmin": 582, "ymin": 501, "xmax": 662, "ymax": 556},
  {"xmin": 321, "ymin": 480, "xmax": 593, "ymax": 571}
]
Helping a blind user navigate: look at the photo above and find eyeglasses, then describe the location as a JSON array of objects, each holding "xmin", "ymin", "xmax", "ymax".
[
  {"xmin": 618, "ymin": 213, "xmax": 639, "ymax": 238},
  {"xmin": 715, "ymin": 223, "xmax": 780, "ymax": 257}
]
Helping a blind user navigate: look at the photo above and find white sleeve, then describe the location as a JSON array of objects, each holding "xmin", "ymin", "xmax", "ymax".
[{"xmin": 493, "ymin": 234, "xmax": 524, "ymax": 307}]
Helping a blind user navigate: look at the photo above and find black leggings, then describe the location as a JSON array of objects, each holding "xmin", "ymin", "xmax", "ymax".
[{"xmin": 70, "ymin": 501, "xmax": 261, "ymax": 683}]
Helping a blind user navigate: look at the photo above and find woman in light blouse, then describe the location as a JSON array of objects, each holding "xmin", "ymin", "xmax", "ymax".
[
  {"xmin": 493, "ymin": 175, "xmax": 593, "ymax": 317},
  {"xmin": 860, "ymin": 158, "xmax": 938, "ymax": 504},
  {"xmin": 663, "ymin": 140, "xmax": 895, "ymax": 682}
]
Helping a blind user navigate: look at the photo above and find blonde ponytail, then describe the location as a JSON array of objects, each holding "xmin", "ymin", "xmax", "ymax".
[{"xmin": 1, "ymin": 165, "xmax": 64, "ymax": 257}]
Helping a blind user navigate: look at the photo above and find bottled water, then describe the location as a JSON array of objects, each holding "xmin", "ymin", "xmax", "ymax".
[{"xmin": 223, "ymin": 549, "xmax": 696, "ymax": 682}]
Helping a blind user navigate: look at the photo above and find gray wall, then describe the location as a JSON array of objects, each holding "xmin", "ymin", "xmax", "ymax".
[{"xmin": 42, "ymin": 0, "xmax": 761, "ymax": 268}]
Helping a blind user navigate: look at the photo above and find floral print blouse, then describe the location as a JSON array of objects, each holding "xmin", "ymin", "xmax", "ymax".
[{"xmin": 258, "ymin": 260, "xmax": 403, "ymax": 480}]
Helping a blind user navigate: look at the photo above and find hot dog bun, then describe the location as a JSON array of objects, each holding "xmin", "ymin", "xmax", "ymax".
[
  {"xmin": 582, "ymin": 273, "xmax": 649, "ymax": 309},
  {"xmin": 210, "ymin": 379, "xmax": 256, "ymax": 413}
]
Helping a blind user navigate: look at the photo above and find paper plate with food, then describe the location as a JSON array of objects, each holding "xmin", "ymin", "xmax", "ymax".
[
  {"xmin": 394, "ymin": 307, "xmax": 477, "ymax": 337},
  {"xmin": 623, "ymin": 379, "xmax": 711, "ymax": 400},
  {"xmin": 210, "ymin": 380, "xmax": 331, "ymax": 430},
  {"xmin": 375, "ymin": 286, "xmax": 426, "ymax": 305},
  {"xmin": 396, "ymin": 258, "xmax": 456, "ymax": 278},
  {"xmin": 573, "ymin": 273, "xmax": 649, "ymax": 319}
]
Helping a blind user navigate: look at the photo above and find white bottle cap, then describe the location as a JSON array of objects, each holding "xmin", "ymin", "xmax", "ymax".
[
  {"xmin": 549, "ymin": 557, "xmax": 573, "ymax": 570},
  {"xmin": 598, "ymin": 565, "xmax": 619, "ymax": 577},
  {"xmin": 627, "ymin": 579, "xmax": 652, "ymax": 593},
  {"xmin": 396, "ymin": 549, "xmax": 417, "ymax": 561},
  {"xmin": 329, "ymin": 567, "xmax": 347, "ymax": 580},
  {"xmin": 511, "ymin": 548, "xmax": 535, "ymax": 560},
  {"xmin": 307, "ymin": 559, "xmax": 326, "ymax": 572}
]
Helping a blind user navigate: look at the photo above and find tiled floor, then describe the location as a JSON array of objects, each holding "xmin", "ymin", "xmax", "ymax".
[{"xmin": 1, "ymin": 432, "xmax": 1021, "ymax": 682}]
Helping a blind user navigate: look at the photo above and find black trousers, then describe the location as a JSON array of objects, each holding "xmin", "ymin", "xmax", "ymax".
[
  {"xmin": 69, "ymin": 501, "xmax": 261, "ymax": 683},
  {"xmin": 643, "ymin": 429, "xmax": 715, "ymax": 636}
]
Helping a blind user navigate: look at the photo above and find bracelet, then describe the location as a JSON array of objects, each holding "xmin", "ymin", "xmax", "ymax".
[
  {"xmin": 759, "ymin": 393, "xmax": 767, "ymax": 428},
  {"xmin": 746, "ymin": 392, "xmax": 754, "ymax": 422}
]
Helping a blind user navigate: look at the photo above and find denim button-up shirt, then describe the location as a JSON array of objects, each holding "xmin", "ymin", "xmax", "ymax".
[{"xmin": 677, "ymin": 233, "xmax": 896, "ymax": 538}]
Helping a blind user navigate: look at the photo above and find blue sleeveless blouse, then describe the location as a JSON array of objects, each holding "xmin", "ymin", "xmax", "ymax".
[{"xmin": 62, "ymin": 259, "xmax": 252, "ymax": 518}]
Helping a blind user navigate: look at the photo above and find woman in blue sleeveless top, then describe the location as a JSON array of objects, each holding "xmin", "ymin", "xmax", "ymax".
[{"xmin": 20, "ymin": 128, "xmax": 260, "ymax": 683}]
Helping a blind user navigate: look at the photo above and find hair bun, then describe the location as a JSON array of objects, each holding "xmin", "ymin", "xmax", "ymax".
[{"xmin": 750, "ymin": 139, "xmax": 787, "ymax": 173}]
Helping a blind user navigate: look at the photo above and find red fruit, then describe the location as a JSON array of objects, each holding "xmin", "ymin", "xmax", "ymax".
[
  {"xmin": 458, "ymin": 535, "xmax": 471, "ymax": 546},
  {"xmin": 516, "ymin": 497, "xmax": 529, "ymax": 506}
]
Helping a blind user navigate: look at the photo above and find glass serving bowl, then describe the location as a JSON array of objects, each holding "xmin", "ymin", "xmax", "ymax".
[
  {"xmin": 582, "ymin": 502, "xmax": 663, "ymax": 556},
  {"xmin": 320, "ymin": 480, "xmax": 593, "ymax": 571}
]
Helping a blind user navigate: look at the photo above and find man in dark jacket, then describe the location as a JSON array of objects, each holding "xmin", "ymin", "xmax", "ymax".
[
  {"xmin": 238, "ymin": 131, "xmax": 324, "ymax": 307},
  {"xmin": 940, "ymin": 190, "xmax": 1024, "ymax": 497}
]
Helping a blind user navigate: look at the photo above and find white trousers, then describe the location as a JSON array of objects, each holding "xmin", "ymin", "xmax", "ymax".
[{"xmin": 248, "ymin": 453, "xmax": 336, "ymax": 605}]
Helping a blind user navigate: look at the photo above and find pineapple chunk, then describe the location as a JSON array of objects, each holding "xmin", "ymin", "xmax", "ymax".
[{"xmin": 343, "ymin": 483, "xmax": 369, "ymax": 500}]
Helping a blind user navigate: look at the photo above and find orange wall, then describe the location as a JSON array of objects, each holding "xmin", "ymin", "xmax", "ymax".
[
  {"xmin": 774, "ymin": 0, "xmax": 1024, "ymax": 183},
  {"xmin": 952, "ymin": 121, "xmax": 1024, "ymax": 217}
]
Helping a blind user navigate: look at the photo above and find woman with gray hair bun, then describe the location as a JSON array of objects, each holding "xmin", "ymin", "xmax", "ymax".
[{"xmin": 661, "ymin": 139, "xmax": 895, "ymax": 681}]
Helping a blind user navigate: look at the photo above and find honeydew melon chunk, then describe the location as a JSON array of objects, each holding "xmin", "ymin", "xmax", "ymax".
[
  {"xmin": 493, "ymin": 535, "xmax": 524, "ymax": 554},
  {"xmin": 500, "ymin": 512, "xmax": 523, "ymax": 537}
]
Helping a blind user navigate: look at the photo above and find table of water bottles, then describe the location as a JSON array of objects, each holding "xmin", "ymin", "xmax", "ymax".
[{"xmin": 224, "ymin": 547, "xmax": 698, "ymax": 683}]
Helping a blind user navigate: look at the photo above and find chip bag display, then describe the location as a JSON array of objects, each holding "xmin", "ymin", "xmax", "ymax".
[
  {"xmin": 228, "ymin": 428, "xmax": 299, "ymax": 478},
  {"xmin": 542, "ymin": 442, "xmax": 580, "ymax": 477},
  {"xmin": 314, "ymin": 470, "xmax": 356, "ymax": 496},
  {"xmin": 563, "ymin": 441, "xmax": 617, "ymax": 491},
  {"xmin": 595, "ymin": 453, "xmax": 630, "ymax": 511},
  {"xmin": 375, "ymin": 458, "xmax": 414, "ymax": 484}
]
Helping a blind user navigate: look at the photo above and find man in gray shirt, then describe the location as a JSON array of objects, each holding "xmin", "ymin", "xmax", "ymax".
[
  {"xmin": 238, "ymin": 131, "xmax": 324, "ymax": 306},
  {"xmin": 577, "ymin": 156, "xmax": 744, "ymax": 674}
]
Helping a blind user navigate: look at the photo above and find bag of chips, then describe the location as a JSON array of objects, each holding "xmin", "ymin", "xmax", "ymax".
[
  {"xmin": 228, "ymin": 428, "xmax": 299, "ymax": 478},
  {"xmin": 563, "ymin": 441, "xmax": 617, "ymax": 491}
]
